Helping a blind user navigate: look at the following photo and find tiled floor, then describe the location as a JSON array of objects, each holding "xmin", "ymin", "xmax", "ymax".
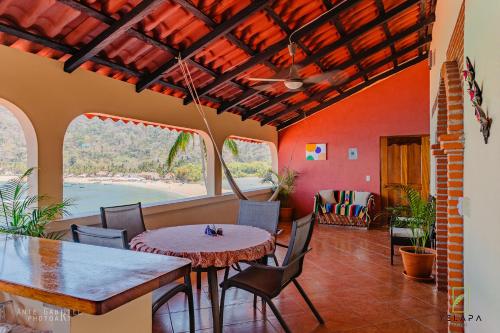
[{"xmin": 153, "ymin": 224, "xmax": 448, "ymax": 333}]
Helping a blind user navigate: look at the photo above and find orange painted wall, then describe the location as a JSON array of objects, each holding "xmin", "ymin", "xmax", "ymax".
[{"xmin": 278, "ymin": 61, "xmax": 430, "ymax": 217}]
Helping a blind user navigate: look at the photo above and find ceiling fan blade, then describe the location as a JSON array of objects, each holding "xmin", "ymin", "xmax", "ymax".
[
  {"xmin": 291, "ymin": 82, "xmax": 315, "ymax": 91},
  {"xmin": 303, "ymin": 70, "xmax": 348, "ymax": 84},
  {"xmin": 247, "ymin": 77, "xmax": 287, "ymax": 82},
  {"xmin": 252, "ymin": 83, "xmax": 277, "ymax": 92}
]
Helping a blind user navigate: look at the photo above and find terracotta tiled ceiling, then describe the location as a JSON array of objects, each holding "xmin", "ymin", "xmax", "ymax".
[{"xmin": 0, "ymin": 0, "xmax": 436, "ymax": 129}]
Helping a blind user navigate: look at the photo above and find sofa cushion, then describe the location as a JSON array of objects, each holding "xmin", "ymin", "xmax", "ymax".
[
  {"xmin": 353, "ymin": 191, "xmax": 371, "ymax": 206},
  {"xmin": 319, "ymin": 190, "xmax": 337, "ymax": 205},
  {"xmin": 392, "ymin": 227, "xmax": 424, "ymax": 238},
  {"xmin": 332, "ymin": 203, "xmax": 365, "ymax": 218}
]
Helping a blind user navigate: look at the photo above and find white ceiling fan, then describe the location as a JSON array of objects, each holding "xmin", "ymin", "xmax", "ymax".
[
  {"xmin": 246, "ymin": 1, "xmax": 349, "ymax": 92},
  {"xmin": 246, "ymin": 43, "xmax": 345, "ymax": 92}
]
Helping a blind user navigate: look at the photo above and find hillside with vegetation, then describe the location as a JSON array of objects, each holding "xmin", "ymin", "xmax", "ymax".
[
  {"xmin": 0, "ymin": 111, "xmax": 272, "ymax": 183},
  {"xmin": 0, "ymin": 107, "xmax": 27, "ymax": 175}
]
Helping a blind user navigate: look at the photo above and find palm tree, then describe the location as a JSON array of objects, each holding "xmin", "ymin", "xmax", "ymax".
[{"xmin": 166, "ymin": 133, "xmax": 239, "ymax": 186}]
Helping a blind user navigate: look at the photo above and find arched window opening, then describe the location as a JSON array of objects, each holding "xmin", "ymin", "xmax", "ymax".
[
  {"xmin": 221, "ymin": 136, "xmax": 274, "ymax": 193},
  {"xmin": 63, "ymin": 114, "xmax": 208, "ymax": 216}
]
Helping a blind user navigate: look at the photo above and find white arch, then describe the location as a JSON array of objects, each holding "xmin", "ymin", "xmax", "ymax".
[
  {"xmin": 265, "ymin": 141, "xmax": 278, "ymax": 173},
  {"xmin": 197, "ymin": 131, "xmax": 215, "ymax": 196},
  {"xmin": 0, "ymin": 98, "xmax": 38, "ymax": 194}
]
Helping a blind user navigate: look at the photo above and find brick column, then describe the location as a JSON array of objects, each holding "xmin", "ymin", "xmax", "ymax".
[
  {"xmin": 439, "ymin": 61, "xmax": 465, "ymax": 333},
  {"xmin": 432, "ymin": 79, "xmax": 449, "ymax": 291}
]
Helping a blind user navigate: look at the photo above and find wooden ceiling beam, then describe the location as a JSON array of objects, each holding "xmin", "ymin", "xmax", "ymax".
[
  {"xmin": 322, "ymin": 0, "xmax": 368, "ymax": 82},
  {"xmin": 418, "ymin": 0, "xmax": 428, "ymax": 55},
  {"xmin": 58, "ymin": 2, "xmax": 218, "ymax": 87},
  {"xmin": 136, "ymin": 0, "xmax": 270, "ymax": 92},
  {"xmin": 0, "ymin": 23, "xmax": 224, "ymax": 106},
  {"xmin": 242, "ymin": 15, "xmax": 434, "ymax": 121},
  {"xmin": 217, "ymin": 89, "xmax": 261, "ymax": 114},
  {"xmin": 58, "ymin": 0, "xmax": 253, "ymax": 97},
  {"xmin": 276, "ymin": 54, "xmax": 427, "ymax": 130},
  {"xmin": 221, "ymin": 0, "xmax": 418, "ymax": 113},
  {"xmin": 183, "ymin": 0, "xmax": 366, "ymax": 105},
  {"xmin": 289, "ymin": 0, "xmax": 421, "ymax": 71},
  {"xmin": 262, "ymin": 36, "xmax": 431, "ymax": 125},
  {"xmin": 64, "ymin": 0, "xmax": 164, "ymax": 73},
  {"xmin": 374, "ymin": 0, "xmax": 398, "ymax": 67},
  {"xmin": 217, "ymin": 3, "xmax": 365, "ymax": 116}
]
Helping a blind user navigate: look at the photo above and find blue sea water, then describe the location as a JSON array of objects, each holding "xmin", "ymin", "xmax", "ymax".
[
  {"xmin": 63, "ymin": 182, "xmax": 188, "ymax": 216},
  {"xmin": 1, "ymin": 177, "xmax": 268, "ymax": 216}
]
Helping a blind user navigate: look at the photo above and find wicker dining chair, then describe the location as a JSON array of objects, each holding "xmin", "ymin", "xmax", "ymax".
[
  {"xmin": 100, "ymin": 202, "xmax": 146, "ymax": 243},
  {"xmin": 71, "ymin": 224, "xmax": 195, "ymax": 332},
  {"xmin": 219, "ymin": 214, "xmax": 323, "ymax": 333}
]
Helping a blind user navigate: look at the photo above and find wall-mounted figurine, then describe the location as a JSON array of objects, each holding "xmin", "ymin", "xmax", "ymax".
[{"xmin": 463, "ymin": 56, "xmax": 492, "ymax": 144}]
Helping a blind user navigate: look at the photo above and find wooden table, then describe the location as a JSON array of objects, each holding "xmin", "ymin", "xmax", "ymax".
[
  {"xmin": 131, "ymin": 224, "xmax": 275, "ymax": 333},
  {"xmin": 0, "ymin": 234, "xmax": 191, "ymax": 332}
]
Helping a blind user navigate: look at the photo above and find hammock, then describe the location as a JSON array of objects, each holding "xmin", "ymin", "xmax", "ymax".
[{"xmin": 177, "ymin": 57, "xmax": 281, "ymax": 201}]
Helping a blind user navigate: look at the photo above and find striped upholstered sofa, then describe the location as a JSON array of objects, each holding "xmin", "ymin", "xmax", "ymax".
[{"xmin": 314, "ymin": 190, "xmax": 375, "ymax": 228}]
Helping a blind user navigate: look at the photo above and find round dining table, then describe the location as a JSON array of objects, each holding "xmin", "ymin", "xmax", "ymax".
[{"xmin": 130, "ymin": 224, "xmax": 275, "ymax": 333}]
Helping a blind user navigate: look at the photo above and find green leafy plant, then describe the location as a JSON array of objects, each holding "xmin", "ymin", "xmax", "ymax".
[
  {"xmin": 0, "ymin": 168, "xmax": 72, "ymax": 239},
  {"xmin": 166, "ymin": 133, "xmax": 239, "ymax": 186},
  {"xmin": 383, "ymin": 185, "xmax": 436, "ymax": 254},
  {"xmin": 262, "ymin": 167, "xmax": 298, "ymax": 208}
]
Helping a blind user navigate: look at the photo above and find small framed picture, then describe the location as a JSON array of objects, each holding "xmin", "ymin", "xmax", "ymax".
[
  {"xmin": 306, "ymin": 143, "xmax": 327, "ymax": 160},
  {"xmin": 348, "ymin": 147, "xmax": 358, "ymax": 160}
]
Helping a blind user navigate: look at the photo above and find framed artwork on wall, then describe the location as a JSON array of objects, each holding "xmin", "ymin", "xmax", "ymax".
[
  {"xmin": 348, "ymin": 147, "xmax": 358, "ymax": 160},
  {"xmin": 306, "ymin": 143, "xmax": 327, "ymax": 160}
]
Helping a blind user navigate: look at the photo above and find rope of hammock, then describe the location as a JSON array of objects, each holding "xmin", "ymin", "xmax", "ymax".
[{"xmin": 177, "ymin": 56, "xmax": 281, "ymax": 201}]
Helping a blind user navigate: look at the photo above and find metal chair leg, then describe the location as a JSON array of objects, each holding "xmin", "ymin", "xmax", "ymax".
[
  {"xmin": 253, "ymin": 294, "xmax": 257, "ymax": 309},
  {"xmin": 292, "ymin": 279, "xmax": 324, "ymax": 324},
  {"xmin": 391, "ymin": 241, "xmax": 394, "ymax": 265},
  {"xmin": 184, "ymin": 274, "xmax": 195, "ymax": 333},
  {"xmin": 196, "ymin": 271, "xmax": 202, "ymax": 289},
  {"xmin": 266, "ymin": 298, "xmax": 292, "ymax": 333},
  {"xmin": 272, "ymin": 254, "xmax": 279, "ymax": 266},
  {"xmin": 219, "ymin": 284, "xmax": 227, "ymax": 329}
]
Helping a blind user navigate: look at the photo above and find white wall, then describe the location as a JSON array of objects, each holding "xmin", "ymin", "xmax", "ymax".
[
  {"xmin": 429, "ymin": 1, "xmax": 463, "ymax": 102},
  {"xmin": 463, "ymin": 1, "xmax": 500, "ymax": 331},
  {"xmin": 429, "ymin": 0, "xmax": 463, "ymax": 195}
]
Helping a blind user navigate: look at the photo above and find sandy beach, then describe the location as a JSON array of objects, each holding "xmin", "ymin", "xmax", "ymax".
[
  {"xmin": 1, "ymin": 175, "xmax": 207, "ymax": 196},
  {"xmin": 63, "ymin": 176, "xmax": 207, "ymax": 197}
]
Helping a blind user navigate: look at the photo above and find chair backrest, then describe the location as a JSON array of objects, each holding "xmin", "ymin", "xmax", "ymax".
[
  {"xmin": 236, "ymin": 200, "xmax": 280, "ymax": 234},
  {"xmin": 100, "ymin": 203, "xmax": 146, "ymax": 242},
  {"xmin": 71, "ymin": 224, "xmax": 129, "ymax": 249},
  {"xmin": 281, "ymin": 213, "xmax": 315, "ymax": 284}
]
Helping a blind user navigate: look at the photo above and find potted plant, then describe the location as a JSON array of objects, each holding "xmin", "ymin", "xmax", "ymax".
[
  {"xmin": 0, "ymin": 168, "xmax": 72, "ymax": 239},
  {"xmin": 388, "ymin": 185, "xmax": 436, "ymax": 279},
  {"xmin": 262, "ymin": 167, "xmax": 298, "ymax": 222}
]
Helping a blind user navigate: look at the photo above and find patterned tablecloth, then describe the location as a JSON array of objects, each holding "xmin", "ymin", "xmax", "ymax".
[{"xmin": 131, "ymin": 224, "xmax": 275, "ymax": 268}]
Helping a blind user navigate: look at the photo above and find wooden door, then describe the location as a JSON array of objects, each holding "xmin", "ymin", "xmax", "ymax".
[{"xmin": 380, "ymin": 136, "xmax": 430, "ymax": 211}]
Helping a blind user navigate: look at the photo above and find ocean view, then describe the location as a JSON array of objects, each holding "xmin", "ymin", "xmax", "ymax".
[{"xmin": 1, "ymin": 177, "xmax": 268, "ymax": 216}]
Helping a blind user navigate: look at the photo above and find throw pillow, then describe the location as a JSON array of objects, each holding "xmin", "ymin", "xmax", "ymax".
[
  {"xmin": 353, "ymin": 191, "xmax": 371, "ymax": 206},
  {"xmin": 319, "ymin": 190, "xmax": 337, "ymax": 205}
]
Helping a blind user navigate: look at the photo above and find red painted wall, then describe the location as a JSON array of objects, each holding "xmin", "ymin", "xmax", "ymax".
[{"xmin": 278, "ymin": 61, "xmax": 430, "ymax": 217}]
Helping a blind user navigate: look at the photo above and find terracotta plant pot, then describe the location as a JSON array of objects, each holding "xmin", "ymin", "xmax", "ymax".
[
  {"xmin": 399, "ymin": 246, "xmax": 436, "ymax": 279},
  {"xmin": 279, "ymin": 207, "xmax": 293, "ymax": 223}
]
